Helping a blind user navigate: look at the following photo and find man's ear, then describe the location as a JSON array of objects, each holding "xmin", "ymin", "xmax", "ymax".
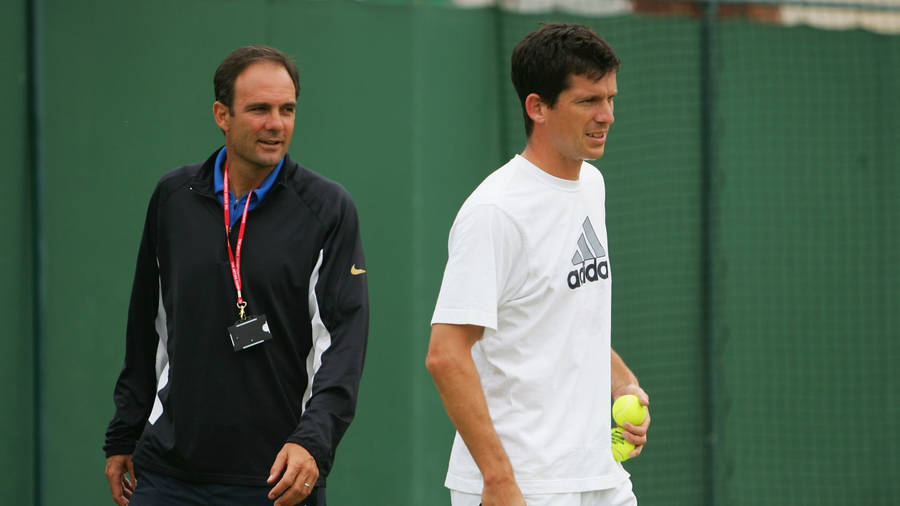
[
  {"xmin": 213, "ymin": 101, "xmax": 231, "ymax": 133},
  {"xmin": 524, "ymin": 93, "xmax": 548, "ymax": 126}
]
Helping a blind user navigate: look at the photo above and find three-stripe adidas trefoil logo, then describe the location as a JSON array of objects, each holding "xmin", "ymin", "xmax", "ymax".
[{"xmin": 567, "ymin": 217, "xmax": 609, "ymax": 290}]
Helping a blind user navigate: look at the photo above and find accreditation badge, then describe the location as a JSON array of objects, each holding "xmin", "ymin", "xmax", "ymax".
[{"xmin": 227, "ymin": 314, "xmax": 272, "ymax": 351}]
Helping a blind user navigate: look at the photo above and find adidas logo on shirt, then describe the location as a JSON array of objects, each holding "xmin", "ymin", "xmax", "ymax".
[{"xmin": 567, "ymin": 217, "xmax": 609, "ymax": 290}]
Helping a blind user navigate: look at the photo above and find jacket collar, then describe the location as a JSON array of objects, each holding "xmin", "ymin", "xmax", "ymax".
[
  {"xmin": 213, "ymin": 147, "xmax": 284, "ymax": 203},
  {"xmin": 191, "ymin": 147, "xmax": 293, "ymax": 197}
]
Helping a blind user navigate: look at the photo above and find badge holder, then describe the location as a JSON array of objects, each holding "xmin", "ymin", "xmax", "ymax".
[{"xmin": 228, "ymin": 303, "xmax": 272, "ymax": 351}]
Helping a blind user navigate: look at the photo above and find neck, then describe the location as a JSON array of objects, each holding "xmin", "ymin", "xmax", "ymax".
[
  {"xmin": 521, "ymin": 142, "xmax": 581, "ymax": 181},
  {"xmin": 226, "ymin": 160, "xmax": 275, "ymax": 198}
]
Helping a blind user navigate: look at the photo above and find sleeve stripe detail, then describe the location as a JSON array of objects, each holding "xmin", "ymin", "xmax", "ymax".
[
  {"xmin": 302, "ymin": 249, "xmax": 333, "ymax": 414},
  {"xmin": 148, "ymin": 264, "xmax": 171, "ymax": 425}
]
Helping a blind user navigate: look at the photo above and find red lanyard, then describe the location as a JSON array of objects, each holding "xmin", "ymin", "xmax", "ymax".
[{"xmin": 223, "ymin": 162, "xmax": 252, "ymax": 320}]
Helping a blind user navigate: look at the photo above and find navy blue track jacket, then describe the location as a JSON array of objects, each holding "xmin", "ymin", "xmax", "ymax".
[{"xmin": 104, "ymin": 149, "xmax": 369, "ymax": 486}]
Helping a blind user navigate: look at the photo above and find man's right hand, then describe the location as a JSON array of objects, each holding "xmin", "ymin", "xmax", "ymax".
[
  {"xmin": 105, "ymin": 454, "xmax": 136, "ymax": 506},
  {"xmin": 481, "ymin": 476, "xmax": 527, "ymax": 506}
]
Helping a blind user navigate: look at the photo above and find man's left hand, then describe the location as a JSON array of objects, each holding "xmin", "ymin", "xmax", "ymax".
[
  {"xmin": 613, "ymin": 385, "xmax": 651, "ymax": 459},
  {"xmin": 267, "ymin": 442, "xmax": 319, "ymax": 506}
]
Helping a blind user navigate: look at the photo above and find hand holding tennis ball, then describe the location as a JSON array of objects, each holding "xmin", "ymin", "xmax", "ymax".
[{"xmin": 610, "ymin": 394, "xmax": 648, "ymax": 462}]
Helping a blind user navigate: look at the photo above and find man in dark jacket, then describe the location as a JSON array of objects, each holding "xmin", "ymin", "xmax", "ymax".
[{"xmin": 103, "ymin": 45, "xmax": 369, "ymax": 506}]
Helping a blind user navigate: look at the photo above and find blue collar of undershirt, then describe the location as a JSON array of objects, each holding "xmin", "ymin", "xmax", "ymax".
[{"xmin": 213, "ymin": 147, "xmax": 284, "ymax": 226}]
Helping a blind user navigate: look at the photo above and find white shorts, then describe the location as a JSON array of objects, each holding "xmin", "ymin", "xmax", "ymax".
[{"xmin": 450, "ymin": 479, "xmax": 637, "ymax": 506}]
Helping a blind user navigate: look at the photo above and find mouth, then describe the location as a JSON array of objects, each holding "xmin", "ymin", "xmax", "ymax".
[
  {"xmin": 258, "ymin": 140, "xmax": 283, "ymax": 148},
  {"xmin": 586, "ymin": 132, "xmax": 607, "ymax": 143}
]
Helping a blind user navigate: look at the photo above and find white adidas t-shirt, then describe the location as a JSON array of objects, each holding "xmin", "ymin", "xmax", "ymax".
[{"xmin": 432, "ymin": 155, "xmax": 629, "ymax": 495}]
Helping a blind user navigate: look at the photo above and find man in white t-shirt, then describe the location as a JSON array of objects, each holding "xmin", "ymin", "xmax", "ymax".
[{"xmin": 425, "ymin": 23, "xmax": 651, "ymax": 506}]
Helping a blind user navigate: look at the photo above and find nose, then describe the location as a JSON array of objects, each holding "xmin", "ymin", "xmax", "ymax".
[
  {"xmin": 595, "ymin": 100, "xmax": 614, "ymax": 124},
  {"xmin": 264, "ymin": 109, "xmax": 284, "ymax": 131}
]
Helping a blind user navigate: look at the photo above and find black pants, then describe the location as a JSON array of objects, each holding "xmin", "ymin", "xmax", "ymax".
[{"xmin": 130, "ymin": 468, "xmax": 326, "ymax": 506}]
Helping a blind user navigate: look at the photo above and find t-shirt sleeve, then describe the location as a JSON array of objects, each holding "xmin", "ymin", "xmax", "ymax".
[{"xmin": 431, "ymin": 203, "xmax": 523, "ymax": 330}]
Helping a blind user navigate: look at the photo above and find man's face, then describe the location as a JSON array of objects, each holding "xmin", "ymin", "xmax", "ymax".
[
  {"xmin": 543, "ymin": 72, "xmax": 617, "ymax": 162},
  {"xmin": 215, "ymin": 60, "xmax": 296, "ymax": 172}
]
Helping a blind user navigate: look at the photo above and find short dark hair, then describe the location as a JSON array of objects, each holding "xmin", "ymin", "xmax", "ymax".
[
  {"xmin": 213, "ymin": 45, "xmax": 300, "ymax": 111},
  {"xmin": 511, "ymin": 23, "xmax": 620, "ymax": 137}
]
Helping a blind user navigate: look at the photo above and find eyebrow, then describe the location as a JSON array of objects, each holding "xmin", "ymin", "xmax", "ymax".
[
  {"xmin": 244, "ymin": 101, "xmax": 296, "ymax": 109},
  {"xmin": 576, "ymin": 92, "xmax": 617, "ymax": 102}
]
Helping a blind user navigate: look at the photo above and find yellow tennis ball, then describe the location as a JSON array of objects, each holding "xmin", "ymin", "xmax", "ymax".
[
  {"xmin": 612, "ymin": 394, "xmax": 647, "ymax": 427},
  {"xmin": 611, "ymin": 427, "xmax": 635, "ymax": 462}
]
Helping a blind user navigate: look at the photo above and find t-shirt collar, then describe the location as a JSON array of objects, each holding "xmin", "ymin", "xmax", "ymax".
[{"xmin": 514, "ymin": 154, "xmax": 583, "ymax": 192}]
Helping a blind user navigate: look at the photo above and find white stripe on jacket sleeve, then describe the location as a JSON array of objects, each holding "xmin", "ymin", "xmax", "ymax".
[
  {"xmin": 303, "ymin": 249, "xmax": 333, "ymax": 413},
  {"xmin": 148, "ymin": 268, "xmax": 170, "ymax": 425}
]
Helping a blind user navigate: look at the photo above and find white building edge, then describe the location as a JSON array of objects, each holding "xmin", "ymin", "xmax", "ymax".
[{"xmin": 451, "ymin": 0, "xmax": 900, "ymax": 35}]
